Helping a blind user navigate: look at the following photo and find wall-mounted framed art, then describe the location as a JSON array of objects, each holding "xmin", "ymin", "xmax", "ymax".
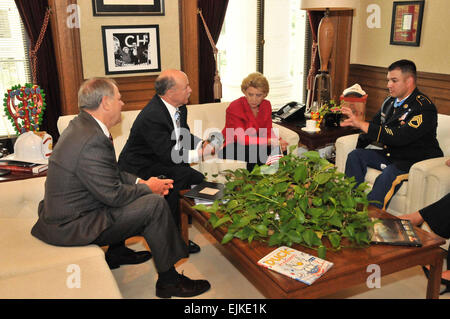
[
  {"xmin": 101, "ymin": 25, "xmax": 161, "ymax": 75},
  {"xmin": 92, "ymin": 0, "xmax": 164, "ymax": 16},
  {"xmin": 390, "ymin": 1, "xmax": 425, "ymax": 46}
]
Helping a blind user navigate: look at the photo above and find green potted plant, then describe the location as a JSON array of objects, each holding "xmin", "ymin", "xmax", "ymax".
[{"xmin": 193, "ymin": 147, "xmax": 375, "ymax": 259}]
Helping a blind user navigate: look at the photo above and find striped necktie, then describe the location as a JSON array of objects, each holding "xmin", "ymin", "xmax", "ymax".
[
  {"xmin": 174, "ymin": 110, "xmax": 181, "ymax": 129},
  {"xmin": 174, "ymin": 110, "xmax": 181, "ymax": 149}
]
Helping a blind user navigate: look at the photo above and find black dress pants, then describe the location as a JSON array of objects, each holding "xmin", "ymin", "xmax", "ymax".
[
  {"xmin": 139, "ymin": 163, "xmax": 204, "ymax": 228},
  {"xmin": 92, "ymin": 194, "xmax": 188, "ymax": 273}
]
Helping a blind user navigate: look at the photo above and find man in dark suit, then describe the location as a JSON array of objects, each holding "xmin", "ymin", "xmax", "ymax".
[
  {"xmin": 118, "ymin": 70, "xmax": 214, "ymax": 254},
  {"xmin": 31, "ymin": 78, "xmax": 210, "ymax": 298},
  {"xmin": 341, "ymin": 59, "xmax": 443, "ymax": 210}
]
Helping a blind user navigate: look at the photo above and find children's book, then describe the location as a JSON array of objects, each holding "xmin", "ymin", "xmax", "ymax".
[{"xmin": 257, "ymin": 246, "xmax": 334, "ymax": 285}]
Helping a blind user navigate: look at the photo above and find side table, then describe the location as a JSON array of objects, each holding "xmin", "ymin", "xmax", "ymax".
[{"xmin": 276, "ymin": 119, "xmax": 360, "ymax": 151}]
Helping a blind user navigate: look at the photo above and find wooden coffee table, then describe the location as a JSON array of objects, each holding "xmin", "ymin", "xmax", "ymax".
[{"xmin": 180, "ymin": 195, "xmax": 446, "ymax": 299}]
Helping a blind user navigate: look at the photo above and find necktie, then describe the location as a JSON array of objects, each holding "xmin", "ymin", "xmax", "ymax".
[
  {"xmin": 174, "ymin": 110, "xmax": 181, "ymax": 129},
  {"xmin": 108, "ymin": 134, "xmax": 113, "ymax": 143},
  {"xmin": 174, "ymin": 110, "xmax": 181, "ymax": 149}
]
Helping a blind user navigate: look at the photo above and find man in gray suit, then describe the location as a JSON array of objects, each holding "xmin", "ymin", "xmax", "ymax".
[{"xmin": 31, "ymin": 78, "xmax": 210, "ymax": 298}]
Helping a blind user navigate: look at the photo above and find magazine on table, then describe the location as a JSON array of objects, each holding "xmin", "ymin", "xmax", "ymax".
[
  {"xmin": 257, "ymin": 246, "xmax": 334, "ymax": 285},
  {"xmin": 370, "ymin": 218, "xmax": 422, "ymax": 247}
]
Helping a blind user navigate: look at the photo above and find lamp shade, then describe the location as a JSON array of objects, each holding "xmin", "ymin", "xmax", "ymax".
[{"xmin": 300, "ymin": 0, "xmax": 354, "ymax": 10}]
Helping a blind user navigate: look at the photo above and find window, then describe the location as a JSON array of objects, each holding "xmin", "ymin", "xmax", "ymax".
[
  {"xmin": 0, "ymin": 0, "xmax": 31, "ymax": 137},
  {"xmin": 217, "ymin": 0, "xmax": 308, "ymax": 108}
]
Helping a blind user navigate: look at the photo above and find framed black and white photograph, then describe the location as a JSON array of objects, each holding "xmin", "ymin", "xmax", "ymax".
[
  {"xmin": 101, "ymin": 25, "xmax": 161, "ymax": 75},
  {"xmin": 93, "ymin": 0, "xmax": 164, "ymax": 16}
]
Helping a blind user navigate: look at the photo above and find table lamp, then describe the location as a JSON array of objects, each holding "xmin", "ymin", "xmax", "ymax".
[{"xmin": 300, "ymin": 0, "xmax": 355, "ymax": 113}]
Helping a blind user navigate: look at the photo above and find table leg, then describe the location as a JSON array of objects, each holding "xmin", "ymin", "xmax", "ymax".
[{"xmin": 426, "ymin": 249, "xmax": 445, "ymax": 299}]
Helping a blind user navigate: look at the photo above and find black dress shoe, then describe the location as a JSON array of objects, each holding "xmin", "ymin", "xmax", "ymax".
[
  {"xmin": 188, "ymin": 240, "xmax": 201, "ymax": 254},
  {"xmin": 105, "ymin": 246, "xmax": 152, "ymax": 269},
  {"xmin": 156, "ymin": 273, "xmax": 211, "ymax": 298}
]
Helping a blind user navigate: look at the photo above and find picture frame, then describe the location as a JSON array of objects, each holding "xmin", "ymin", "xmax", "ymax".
[
  {"xmin": 390, "ymin": 1, "xmax": 425, "ymax": 46},
  {"xmin": 101, "ymin": 25, "xmax": 161, "ymax": 75},
  {"xmin": 92, "ymin": 0, "xmax": 164, "ymax": 16}
]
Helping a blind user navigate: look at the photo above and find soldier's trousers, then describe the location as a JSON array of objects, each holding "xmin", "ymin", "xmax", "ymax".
[{"xmin": 345, "ymin": 148, "xmax": 408, "ymax": 210}]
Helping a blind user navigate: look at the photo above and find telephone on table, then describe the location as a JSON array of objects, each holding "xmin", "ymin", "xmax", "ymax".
[{"xmin": 272, "ymin": 101, "xmax": 305, "ymax": 122}]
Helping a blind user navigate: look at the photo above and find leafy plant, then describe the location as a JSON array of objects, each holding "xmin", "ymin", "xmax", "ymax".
[{"xmin": 193, "ymin": 147, "xmax": 376, "ymax": 259}]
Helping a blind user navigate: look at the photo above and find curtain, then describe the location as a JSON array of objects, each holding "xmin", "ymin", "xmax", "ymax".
[
  {"xmin": 15, "ymin": 0, "xmax": 61, "ymax": 142},
  {"xmin": 197, "ymin": 0, "xmax": 229, "ymax": 103}
]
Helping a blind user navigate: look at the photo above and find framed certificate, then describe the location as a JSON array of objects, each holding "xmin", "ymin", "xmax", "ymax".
[{"xmin": 390, "ymin": 1, "xmax": 425, "ymax": 46}]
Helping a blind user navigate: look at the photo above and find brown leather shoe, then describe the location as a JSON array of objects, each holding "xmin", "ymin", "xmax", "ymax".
[{"xmin": 156, "ymin": 273, "xmax": 211, "ymax": 298}]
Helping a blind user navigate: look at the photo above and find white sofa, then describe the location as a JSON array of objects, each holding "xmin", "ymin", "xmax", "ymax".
[
  {"xmin": 335, "ymin": 113, "xmax": 450, "ymax": 216},
  {"xmin": 0, "ymin": 102, "xmax": 298, "ymax": 299},
  {"xmin": 0, "ymin": 177, "xmax": 122, "ymax": 298}
]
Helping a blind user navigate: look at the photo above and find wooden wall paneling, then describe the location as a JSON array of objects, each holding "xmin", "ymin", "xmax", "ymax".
[
  {"xmin": 179, "ymin": 0, "xmax": 200, "ymax": 105},
  {"xmin": 416, "ymin": 72, "xmax": 450, "ymax": 115},
  {"xmin": 349, "ymin": 64, "xmax": 450, "ymax": 120},
  {"xmin": 48, "ymin": 0, "xmax": 84, "ymax": 115},
  {"xmin": 114, "ymin": 76, "xmax": 156, "ymax": 111}
]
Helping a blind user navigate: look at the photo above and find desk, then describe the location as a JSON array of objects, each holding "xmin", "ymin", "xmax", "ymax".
[
  {"xmin": 276, "ymin": 119, "xmax": 360, "ymax": 150},
  {"xmin": 180, "ymin": 196, "xmax": 445, "ymax": 299}
]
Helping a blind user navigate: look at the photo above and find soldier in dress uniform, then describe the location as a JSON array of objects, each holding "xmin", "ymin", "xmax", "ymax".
[{"xmin": 340, "ymin": 60, "xmax": 443, "ymax": 210}]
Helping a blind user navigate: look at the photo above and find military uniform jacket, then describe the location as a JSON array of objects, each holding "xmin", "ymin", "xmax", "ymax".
[{"xmin": 356, "ymin": 88, "xmax": 443, "ymax": 171}]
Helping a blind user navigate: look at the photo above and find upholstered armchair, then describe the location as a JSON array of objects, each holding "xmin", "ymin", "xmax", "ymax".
[{"xmin": 335, "ymin": 113, "xmax": 450, "ymax": 216}]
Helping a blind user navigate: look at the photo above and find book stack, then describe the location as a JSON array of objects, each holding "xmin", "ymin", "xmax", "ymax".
[{"xmin": 0, "ymin": 160, "xmax": 48, "ymax": 174}]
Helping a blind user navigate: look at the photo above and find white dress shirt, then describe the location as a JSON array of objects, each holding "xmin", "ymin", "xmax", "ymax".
[{"xmin": 92, "ymin": 115, "xmax": 110, "ymax": 139}]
